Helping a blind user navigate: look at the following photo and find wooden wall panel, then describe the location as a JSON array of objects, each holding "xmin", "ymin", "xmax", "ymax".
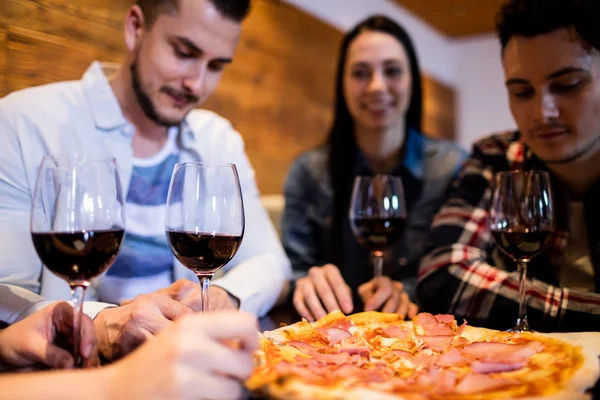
[
  {"xmin": 0, "ymin": 0, "xmax": 456, "ymax": 194},
  {"xmin": 202, "ymin": 0, "xmax": 339, "ymax": 194},
  {"xmin": 4, "ymin": 0, "xmax": 129, "ymax": 45},
  {"xmin": 2, "ymin": 0, "xmax": 126, "ymax": 93},
  {"xmin": 422, "ymin": 76, "xmax": 456, "ymax": 141},
  {"xmin": 5, "ymin": 26, "xmax": 107, "ymax": 93},
  {"xmin": 393, "ymin": 0, "xmax": 506, "ymax": 37},
  {"xmin": 0, "ymin": 29, "xmax": 6, "ymax": 96},
  {"xmin": 0, "ymin": 0, "xmax": 6, "ymax": 96}
]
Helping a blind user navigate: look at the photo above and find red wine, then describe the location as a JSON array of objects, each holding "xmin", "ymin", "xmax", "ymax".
[
  {"xmin": 166, "ymin": 231, "xmax": 242, "ymax": 274},
  {"xmin": 350, "ymin": 217, "xmax": 405, "ymax": 252},
  {"xmin": 491, "ymin": 230, "xmax": 553, "ymax": 261},
  {"xmin": 32, "ymin": 230, "xmax": 124, "ymax": 284}
]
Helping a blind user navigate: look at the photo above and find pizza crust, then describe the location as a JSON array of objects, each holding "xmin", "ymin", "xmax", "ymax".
[
  {"xmin": 565, "ymin": 345, "xmax": 599, "ymax": 393},
  {"xmin": 539, "ymin": 333, "xmax": 600, "ymax": 395},
  {"xmin": 262, "ymin": 378, "xmax": 410, "ymax": 400}
]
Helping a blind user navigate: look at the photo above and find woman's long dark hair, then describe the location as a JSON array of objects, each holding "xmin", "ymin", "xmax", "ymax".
[{"xmin": 327, "ymin": 15, "xmax": 423, "ymax": 266}]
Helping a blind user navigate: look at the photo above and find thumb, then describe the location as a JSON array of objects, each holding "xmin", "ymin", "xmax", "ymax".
[
  {"xmin": 44, "ymin": 344, "xmax": 75, "ymax": 369},
  {"xmin": 80, "ymin": 313, "xmax": 98, "ymax": 359},
  {"xmin": 363, "ymin": 277, "xmax": 390, "ymax": 311},
  {"xmin": 357, "ymin": 280, "xmax": 375, "ymax": 304}
]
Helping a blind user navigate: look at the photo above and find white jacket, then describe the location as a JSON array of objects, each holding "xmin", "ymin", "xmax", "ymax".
[{"xmin": 0, "ymin": 62, "xmax": 291, "ymax": 322}]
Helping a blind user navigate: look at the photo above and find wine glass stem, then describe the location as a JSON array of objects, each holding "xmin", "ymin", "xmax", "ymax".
[
  {"xmin": 515, "ymin": 261, "xmax": 530, "ymax": 332},
  {"xmin": 198, "ymin": 276, "xmax": 211, "ymax": 313},
  {"xmin": 70, "ymin": 285, "xmax": 85, "ymax": 368},
  {"xmin": 372, "ymin": 251, "xmax": 384, "ymax": 278}
]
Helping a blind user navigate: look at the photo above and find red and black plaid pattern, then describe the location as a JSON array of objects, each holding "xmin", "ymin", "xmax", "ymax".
[{"xmin": 417, "ymin": 131, "xmax": 600, "ymax": 332}]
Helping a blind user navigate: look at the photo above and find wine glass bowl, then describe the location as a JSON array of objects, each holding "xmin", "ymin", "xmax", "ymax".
[
  {"xmin": 31, "ymin": 230, "xmax": 124, "ymax": 285},
  {"xmin": 166, "ymin": 231, "xmax": 242, "ymax": 275},
  {"xmin": 349, "ymin": 175, "xmax": 407, "ymax": 277},
  {"xmin": 165, "ymin": 162, "xmax": 244, "ymax": 312},
  {"xmin": 30, "ymin": 155, "xmax": 125, "ymax": 367},
  {"xmin": 489, "ymin": 170, "xmax": 555, "ymax": 332}
]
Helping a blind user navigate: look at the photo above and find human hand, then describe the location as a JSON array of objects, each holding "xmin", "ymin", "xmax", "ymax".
[
  {"xmin": 0, "ymin": 301, "xmax": 98, "ymax": 370},
  {"xmin": 95, "ymin": 279, "xmax": 200, "ymax": 361},
  {"xmin": 209, "ymin": 285, "xmax": 240, "ymax": 311},
  {"xmin": 106, "ymin": 311, "xmax": 259, "ymax": 400},
  {"xmin": 358, "ymin": 276, "xmax": 418, "ymax": 318},
  {"xmin": 293, "ymin": 264, "xmax": 353, "ymax": 322}
]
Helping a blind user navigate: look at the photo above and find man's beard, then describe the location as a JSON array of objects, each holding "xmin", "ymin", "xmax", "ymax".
[
  {"xmin": 130, "ymin": 60, "xmax": 184, "ymax": 127},
  {"xmin": 542, "ymin": 132, "xmax": 600, "ymax": 165}
]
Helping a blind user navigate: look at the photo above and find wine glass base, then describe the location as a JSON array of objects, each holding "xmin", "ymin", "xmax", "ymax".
[{"xmin": 506, "ymin": 318, "xmax": 531, "ymax": 333}]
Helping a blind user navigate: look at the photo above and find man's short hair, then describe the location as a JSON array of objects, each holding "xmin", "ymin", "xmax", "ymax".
[
  {"xmin": 496, "ymin": 0, "xmax": 600, "ymax": 52},
  {"xmin": 136, "ymin": 0, "xmax": 251, "ymax": 26}
]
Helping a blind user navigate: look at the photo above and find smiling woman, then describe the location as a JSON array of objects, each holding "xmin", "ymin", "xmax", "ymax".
[{"xmin": 281, "ymin": 15, "xmax": 466, "ymax": 323}]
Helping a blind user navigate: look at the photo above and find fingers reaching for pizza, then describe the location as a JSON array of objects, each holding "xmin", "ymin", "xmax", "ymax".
[
  {"xmin": 358, "ymin": 276, "xmax": 418, "ymax": 318},
  {"xmin": 293, "ymin": 264, "xmax": 353, "ymax": 321}
]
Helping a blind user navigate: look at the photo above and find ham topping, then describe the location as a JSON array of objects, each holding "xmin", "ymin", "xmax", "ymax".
[
  {"xmin": 461, "ymin": 341, "xmax": 543, "ymax": 364},
  {"xmin": 417, "ymin": 335, "xmax": 453, "ymax": 352},
  {"xmin": 275, "ymin": 314, "xmax": 539, "ymax": 395},
  {"xmin": 414, "ymin": 368, "xmax": 458, "ymax": 393},
  {"xmin": 411, "ymin": 350, "xmax": 436, "ymax": 369},
  {"xmin": 289, "ymin": 340, "xmax": 370, "ymax": 365},
  {"xmin": 390, "ymin": 349, "xmax": 413, "ymax": 358},
  {"xmin": 275, "ymin": 360, "xmax": 328, "ymax": 381},
  {"xmin": 381, "ymin": 325, "xmax": 410, "ymax": 340},
  {"xmin": 311, "ymin": 351, "xmax": 352, "ymax": 365},
  {"xmin": 288, "ymin": 340, "xmax": 320, "ymax": 353},
  {"xmin": 338, "ymin": 346, "xmax": 371, "ymax": 358},
  {"xmin": 436, "ymin": 348, "xmax": 470, "ymax": 367},
  {"xmin": 456, "ymin": 372, "xmax": 520, "ymax": 394},
  {"xmin": 383, "ymin": 349, "xmax": 413, "ymax": 364},
  {"xmin": 414, "ymin": 313, "xmax": 455, "ymax": 336},
  {"xmin": 456, "ymin": 321, "xmax": 467, "ymax": 335},
  {"xmin": 451, "ymin": 336, "xmax": 469, "ymax": 348},
  {"xmin": 434, "ymin": 314, "xmax": 456, "ymax": 324},
  {"xmin": 314, "ymin": 326, "xmax": 352, "ymax": 345},
  {"xmin": 329, "ymin": 318, "xmax": 354, "ymax": 332},
  {"xmin": 471, "ymin": 360, "xmax": 526, "ymax": 374}
]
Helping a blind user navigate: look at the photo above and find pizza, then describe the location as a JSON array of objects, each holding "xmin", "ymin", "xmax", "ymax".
[{"xmin": 246, "ymin": 311, "xmax": 599, "ymax": 399}]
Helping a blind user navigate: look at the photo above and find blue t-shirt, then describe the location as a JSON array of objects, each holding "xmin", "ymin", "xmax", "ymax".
[{"xmin": 98, "ymin": 128, "xmax": 179, "ymax": 304}]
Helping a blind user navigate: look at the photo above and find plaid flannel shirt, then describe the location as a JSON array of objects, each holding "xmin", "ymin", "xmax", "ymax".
[{"xmin": 417, "ymin": 131, "xmax": 600, "ymax": 332}]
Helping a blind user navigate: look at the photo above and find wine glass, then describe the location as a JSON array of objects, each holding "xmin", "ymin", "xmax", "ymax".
[
  {"xmin": 349, "ymin": 175, "xmax": 407, "ymax": 278},
  {"xmin": 165, "ymin": 162, "xmax": 245, "ymax": 313},
  {"xmin": 30, "ymin": 155, "xmax": 125, "ymax": 367},
  {"xmin": 489, "ymin": 170, "xmax": 555, "ymax": 332}
]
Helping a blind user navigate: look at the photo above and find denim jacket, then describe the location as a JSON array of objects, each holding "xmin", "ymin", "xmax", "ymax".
[{"xmin": 282, "ymin": 129, "xmax": 467, "ymax": 301}]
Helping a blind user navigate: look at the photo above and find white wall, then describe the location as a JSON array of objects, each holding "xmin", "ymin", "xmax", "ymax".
[
  {"xmin": 454, "ymin": 34, "xmax": 516, "ymax": 149},
  {"xmin": 282, "ymin": 0, "xmax": 517, "ymax": 149}
]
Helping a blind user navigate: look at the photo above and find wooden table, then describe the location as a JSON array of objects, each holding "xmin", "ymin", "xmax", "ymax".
[{"xmin": 258, "ymin": 305, "xmax": 301, "ymax": 332}]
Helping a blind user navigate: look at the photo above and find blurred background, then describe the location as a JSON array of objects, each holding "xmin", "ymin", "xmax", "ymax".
[{"xmin": 0, "ymin": 0, "xmax": 516, "ymax": 196}]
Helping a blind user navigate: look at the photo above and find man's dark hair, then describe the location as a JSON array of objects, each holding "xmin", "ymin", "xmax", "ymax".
[
  {"xmin": 496, "ymin": 0, "xmax": 600, "ymax": 52},
  {"xmin": 136, "ymin": 0, "xmax": 251, "ymax": 26}
]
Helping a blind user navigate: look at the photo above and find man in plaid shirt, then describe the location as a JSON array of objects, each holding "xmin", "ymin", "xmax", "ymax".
[{"xmin": 418, "ymin": 0, "xmax": 600, "ymax": 332}]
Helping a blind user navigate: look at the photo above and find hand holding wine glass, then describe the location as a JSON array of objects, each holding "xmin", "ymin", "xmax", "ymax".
[
  {"xmin": 30, "ymin": 156, "xmax": 125, "ymax": 367},
  {"xmin": 0, "ymin": 301, "xmax": 99, "ymax": 370},
  {"xmin": 489, "ymin": 170, "xmax": 555, "ymax": 332},
  {"xmin": 349, "ymin": 175, "xmax": 407, "ymax": 278},
  {"xmin": 165, "ymin": 162, "xmax": 244, "ymax": 313}
]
